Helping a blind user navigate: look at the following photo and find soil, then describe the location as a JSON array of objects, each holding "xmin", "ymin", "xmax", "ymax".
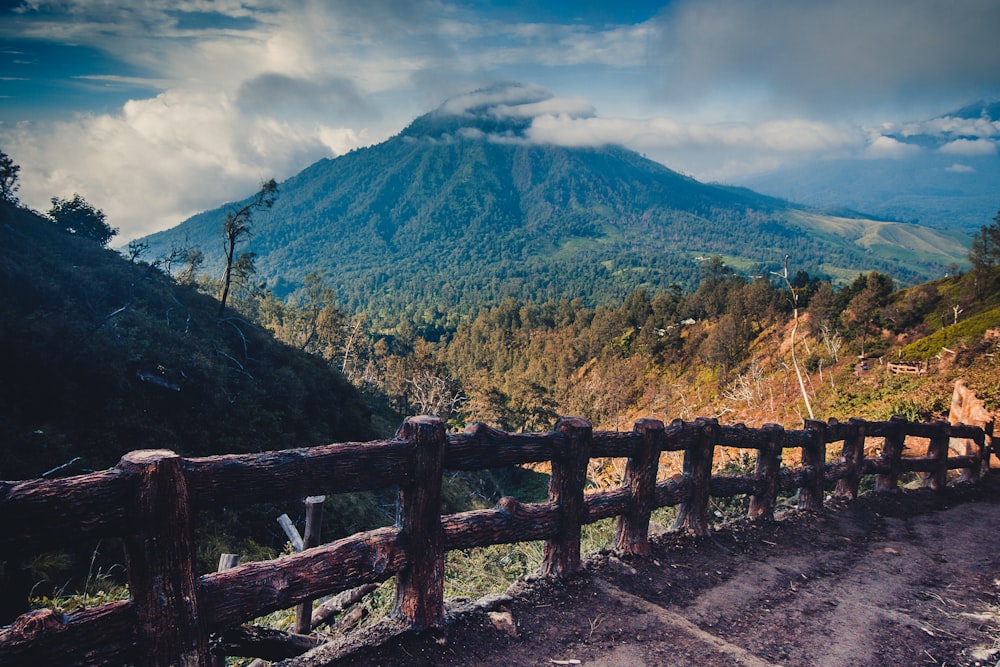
[{"xmin": 284, "ymin": 475, "xmax": 1000, "ymax": 667}]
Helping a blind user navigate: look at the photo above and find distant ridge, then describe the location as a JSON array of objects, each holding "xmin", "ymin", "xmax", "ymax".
[
  {"xmin": 740, "ymin": 100, "xmax": 1000, "ymax": 232},
  {"xmin": 140, "ymin": 83, "xmax": 969, "ymax": 323}
]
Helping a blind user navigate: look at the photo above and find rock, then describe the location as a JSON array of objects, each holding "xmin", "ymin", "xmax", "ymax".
[{"xmin": 487, "ymin": 610, "xmax": 518, "ymax": 638}]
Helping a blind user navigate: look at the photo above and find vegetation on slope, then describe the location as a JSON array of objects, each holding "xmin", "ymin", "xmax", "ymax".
[
  {"xmin": 139, "ymin": 101, "xmax": 967, "ymax": 331},
  {"xmin": 0, "ymin": 200, "xmax": 374, "ymax": 480}
]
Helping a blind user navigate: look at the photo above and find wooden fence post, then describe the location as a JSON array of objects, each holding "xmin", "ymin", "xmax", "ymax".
[
  {"xmin": 118, "ymin": 449, "xmax": 208, "ymax": 667},
  {"xmin": 673, "ymin": 418, "xmax": 716, "ymax": 536},
  {"xmin": 392, "ymin": 416, "xmax": 446, "ymax": 630},
  {"xmin": 294, "ymin": 496, "xmax": 325, "ymax": 634},
  {"xmin": 542, "ymin": 416, "xmax": 592, "ymax": 578},
  {"xmin": 614, "ymin": 418, "xmax": 664, "ymax": 556},
  {"xmin": 971, "ymin": 423, "xmax": 992, "ymax": 480},
  {"xmin": 834, "ymin": 418, "xmax": 866, "ymax": 499},
  {"xmin": 798, "ymin": 420, "xmax": 827, "ymax": 512},
  {"xmin": 211, "ymin": 555, "xmax": 240, "ymax": 667},
  {"xmin": 875, "ymin": 416, "xmax": 907, "ymax": 492},
  {"xmin": 923, "ymin": 420, "xmax": 951, "ymax": 492},
  {"xmin": 748, "ymin": 423, "xmax": 783, "ymax": 521}
]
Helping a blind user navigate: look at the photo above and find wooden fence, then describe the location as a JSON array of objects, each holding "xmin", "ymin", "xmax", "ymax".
[{"xmin": 0, "ymin": 415, "xmax": 994, "ymax": 666}]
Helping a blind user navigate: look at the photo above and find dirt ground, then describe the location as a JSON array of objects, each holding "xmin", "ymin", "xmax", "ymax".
[{"xmin": 283, "ymin": 475, "xmax": 1000, "ymax": 667}]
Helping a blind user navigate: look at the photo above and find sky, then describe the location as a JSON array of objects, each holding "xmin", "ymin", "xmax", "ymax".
[{"xmin": 1, "ymin": 0, "xmax": 999, "ymax": 241}]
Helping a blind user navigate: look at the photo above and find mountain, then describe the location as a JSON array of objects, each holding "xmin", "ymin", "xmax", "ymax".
[
  {"xmin": 0, "ymin": 200, "xmax": 374, "ymax": 480},
  {"xmin": 140, "ymin": 84, "xmax": 969, "ymax": 324},
  {"xmin": 738, "ymin": 101, "xmax": 1000, "ymax": 232}
]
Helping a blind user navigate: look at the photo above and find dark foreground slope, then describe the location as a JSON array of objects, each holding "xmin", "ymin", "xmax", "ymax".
[
  {"xmin": 290, "ymin": 476, "xmax": 1000, "ymax": 667},
  {"xmin": 0, "ymin": 201, "xmax": 373, "ymax": 480}
]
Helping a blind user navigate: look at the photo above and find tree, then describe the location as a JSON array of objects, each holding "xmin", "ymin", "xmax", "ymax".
[
  {"xmin": 772, "ymin": 257, "xmax": 813, "ymax": 420},
  {"xmin": 967, "ymin": 210, "xmax": 1000, "ymax": 296},
  {"xmin": 968, "ymin": 224, "xmax": 994, "ymax": 296},
  {"xmin": 126, "ymin": 239, "xmax": 149, "ymax": 263},
  {"xmin": 806, "ymin": 282, "xmax": 836, "ymax": 338},
  {"xmin": 48, "ymin": 194, "xmax": 117, "ymax": 246},
  {"xmin": 219, "ymin": 179, "xmax": 278, "ymax": 315},
  {"xmin": 840, "ymin": 271, "xmax": 894, "ymax": 356},
  {"xmin": 0, "ymin": 149, "xmax": 19, "ymax": 204}
]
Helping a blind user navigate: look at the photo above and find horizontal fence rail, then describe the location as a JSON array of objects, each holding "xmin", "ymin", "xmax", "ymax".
[{"xmin": 0, "ymin": 414, "xmax": 994, "ymax": 666}]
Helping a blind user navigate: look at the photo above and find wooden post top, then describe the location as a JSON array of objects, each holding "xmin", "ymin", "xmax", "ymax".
[
  {"xmin": 119, "ymin": 449, "xmax": 180, "ymax": 465},
  {"xmin": 555, "ymin": 416, "xmax": 591, "ymax": 431},
  {"xmin": 405, "ymin": 415, "xmax": 444, "ymax": 425}
]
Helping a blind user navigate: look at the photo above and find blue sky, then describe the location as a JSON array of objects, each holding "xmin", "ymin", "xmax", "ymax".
[{"xmin": 1, "ymin": 0, "xmax": 999, "ymax": 240}]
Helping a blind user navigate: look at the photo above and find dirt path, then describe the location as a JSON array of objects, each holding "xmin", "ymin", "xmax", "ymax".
[{"xmin": 286, "ymin": 477, "xmax": 1000, "ymax": 667}]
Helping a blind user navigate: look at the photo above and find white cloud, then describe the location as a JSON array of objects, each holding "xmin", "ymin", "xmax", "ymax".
[
  {"xmin": 939, "ymin": 138, "xmax": 997, "ymax": 156},
  {"xmin": 2, "ymin": 89, "xmax": 368, "ymax": 240},
  {"xmin": 489, "ymin": 96, "xmax": 595, "ymax": 120},
  {"xmin": 864, "ymin": 135, "xmax": 922, "ymax": 159},
  {"xmin": 946, "ymin": 163, "xmax": 976, "ymax": 173},
  {"xmin": 897, "ymin": 116, "xmax": 1000, "ymax": 139},
  {"xmin": 525, "ymin": 114, "xmax": 859, "ymax": 154},
  {"xmin": 440, "ymin": 83, "xmax": 553, "ymax": 115}
]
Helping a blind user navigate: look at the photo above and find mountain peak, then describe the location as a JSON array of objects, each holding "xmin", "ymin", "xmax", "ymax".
[{"xmin": 400, "ymin": 82, "xmax": 595, "ymax": 140}]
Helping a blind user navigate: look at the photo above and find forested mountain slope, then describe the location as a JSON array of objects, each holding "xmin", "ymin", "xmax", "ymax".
[
  {"xmin": 140, "ymin": 86, "xmax": 967, "ymax": 326},
  {"xmin": 0, "ymin": 201, "xmax": 373, "ymax": 480}
]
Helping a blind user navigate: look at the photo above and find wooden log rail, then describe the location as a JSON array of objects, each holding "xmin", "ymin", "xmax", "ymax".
[{"xmin": 0, "ymin": 415, "xmax": 994, "ymax": 666}]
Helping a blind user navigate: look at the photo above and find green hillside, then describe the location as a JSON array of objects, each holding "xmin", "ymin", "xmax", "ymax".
[
  {"xmin": 0, "ymin": 200, "xmax": 374, "ymax": 480},
  {"xmin": 140, "ymin": 92, "xmax": 968, "ymax": 328}
]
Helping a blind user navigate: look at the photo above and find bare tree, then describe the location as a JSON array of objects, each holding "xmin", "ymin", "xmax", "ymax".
[
  {"xmin": 219, "ymin": 179, "xmax": 277, "ymax": 315},
  {"xmin": 772, "ymin": 257, "xmax": 814, "ymax": 420},
  {"xmin": 407, "ymin": 370, "xmax": 465, "ymax": 418},
  {"xmin": 723, "ymin": 359, "xmax": 769, "ymax": 410},
  {"xmin": 819, "ymin": 324, "xmax": 842, "ymax": 362}
]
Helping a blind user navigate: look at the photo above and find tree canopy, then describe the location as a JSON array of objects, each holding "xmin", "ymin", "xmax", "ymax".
[
  {"xmin": 0, "ymin": 149, "xmax": 19, "ymax": 204},
  {"xmin": 48, "ymin": 193, "xmax": 118, "ymax": 246}
]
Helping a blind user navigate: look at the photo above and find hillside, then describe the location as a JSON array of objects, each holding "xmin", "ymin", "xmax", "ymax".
[
  {"xmin": 139, "ymin": 85, "xmax": 968, "ymax": 325},
  {"xmin": 0, "ymin": 200, "xmax": 374, "ymax": 481}
]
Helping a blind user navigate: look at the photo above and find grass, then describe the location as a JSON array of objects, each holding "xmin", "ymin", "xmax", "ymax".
[{"xmin": 900, "ymin": 306, "xmax": 1000, "ymax": 360}]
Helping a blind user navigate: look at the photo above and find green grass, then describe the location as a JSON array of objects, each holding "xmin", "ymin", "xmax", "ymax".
[{"xmin": 900, "ymin": 306, "xmax": 1000, "ymax": 360}]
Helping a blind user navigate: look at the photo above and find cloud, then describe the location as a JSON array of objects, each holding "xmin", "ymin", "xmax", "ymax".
[
  {"xmin": 489, "ymin": 96, "xmax": 595, "ymax": 120},
  {"xmin": 2, "ymin": 88, "xmax": 368, "ymax": 240},
  {"xmin": 236, "ymin": 73, "xmax": 379, "ymax": 123},
  {"xmin": 651, "ymin": 0, "xmax": 1000, "ymax": 116},
  {"xmin": 864, "ymin": 135, "xmax": 922, "ymax": 159},
  {"xmin": 525, "ymin": 114, "xmax": 859, "ymax": 153},
  {"xmin": 946, "ymin": 163, "xmax": 976, "ymax": 173},
  {"xmin": 439, "ymin": 83, "xmax": 554, "ymax": 115},
  {"xmin": 939, "ymin": 138, "xmax": 997, "ymax": 156}
]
